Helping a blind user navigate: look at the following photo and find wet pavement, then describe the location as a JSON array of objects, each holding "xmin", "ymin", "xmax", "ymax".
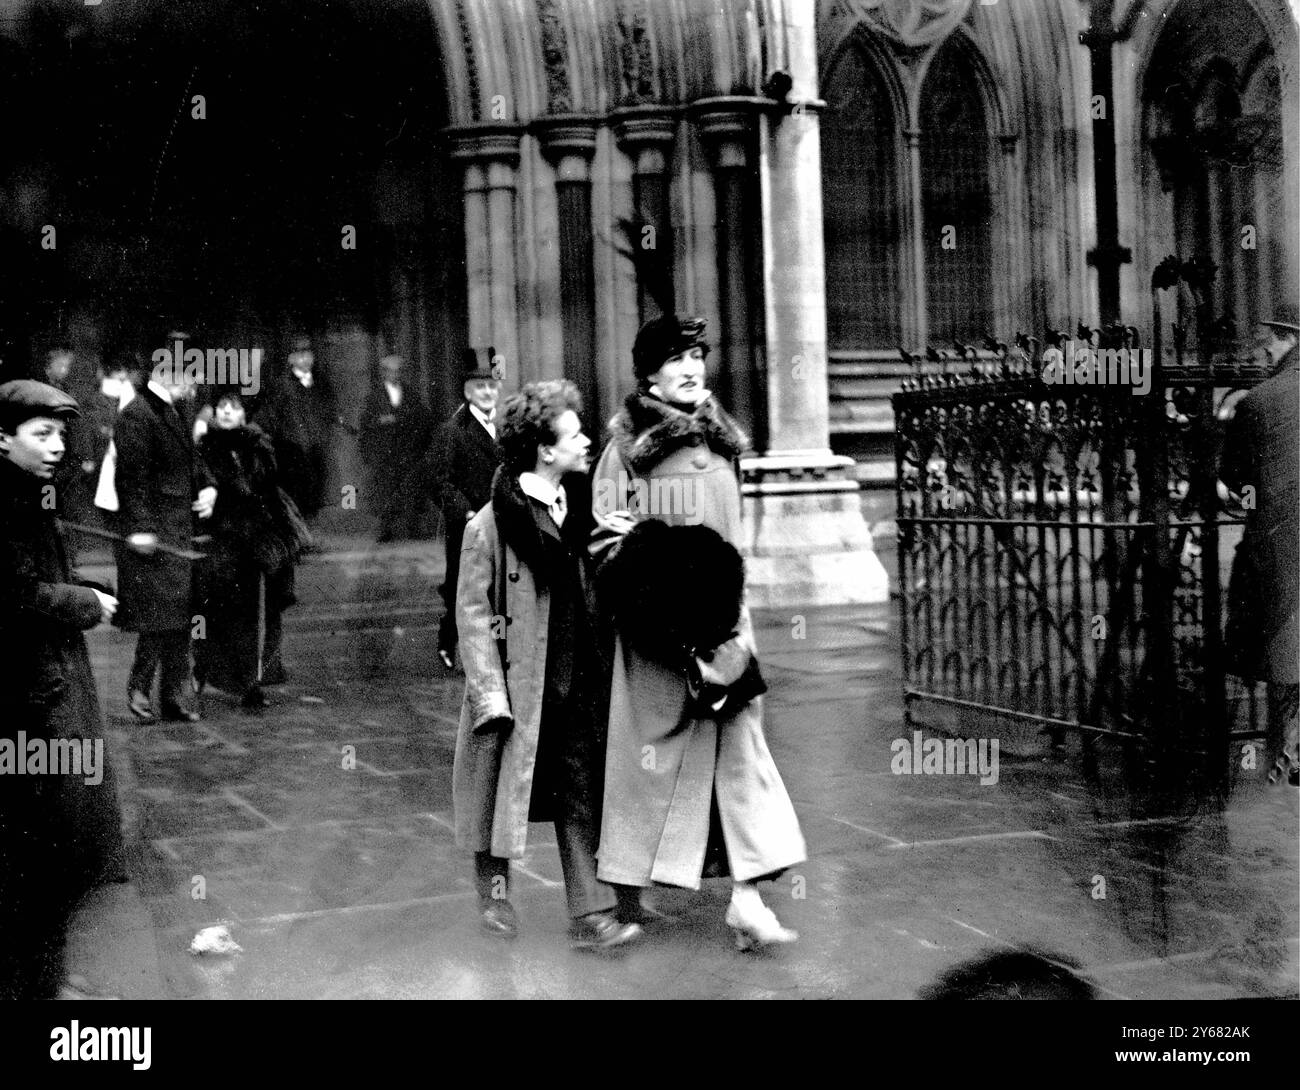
[{"xmin": 73, "ymin": 537, "xmax": 1299, "ymax": 1000}]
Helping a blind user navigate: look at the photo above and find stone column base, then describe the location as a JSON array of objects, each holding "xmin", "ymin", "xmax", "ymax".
[{"xmin": 740, "ymin": 453, "xmax": 890, "ymax": 608}]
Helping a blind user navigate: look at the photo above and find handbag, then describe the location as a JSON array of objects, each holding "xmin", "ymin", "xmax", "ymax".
[
  {"xmin": 685, "ymin": 632, "xmax": 767, "ymax": 718},
  {"xmin": 276, "ymin": 486, "xmax": 314, "ymax": 559}
]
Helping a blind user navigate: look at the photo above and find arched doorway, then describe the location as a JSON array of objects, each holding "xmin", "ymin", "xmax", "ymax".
[{"xmin": 0, "ymin": 0, "xmax": 467, "ymax": 527}]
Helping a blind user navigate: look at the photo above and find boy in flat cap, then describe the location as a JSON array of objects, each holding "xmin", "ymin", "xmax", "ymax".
[{"xmin": 0, "ymin": 380, "xmax": 127, "ymax": 998}]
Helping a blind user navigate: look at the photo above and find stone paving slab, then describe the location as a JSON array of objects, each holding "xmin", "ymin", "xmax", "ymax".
[{"xmin": 70, "ymin": 556, "xmax": 1300, "ymax": 1000}]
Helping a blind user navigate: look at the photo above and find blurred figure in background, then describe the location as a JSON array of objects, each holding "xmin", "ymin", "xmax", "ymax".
[
  {"xmin": 360, "ymin": 351, "xmax": 432, "ymax": 542},
  {"xmin": 257, "ymin": 334, "xmax": 333, "ymax": 520},
  {"xmin": 431, "ymin": 347, "xmax": 503, "ymax": 669},
  {"xmin": 1223, "ymin": 308, "xmax": 1300, "ymax": 786}
]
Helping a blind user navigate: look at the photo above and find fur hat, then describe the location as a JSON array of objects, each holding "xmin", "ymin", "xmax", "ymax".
[
  {"xmin": 600, "ymin": 519, "xmax": 745, "ymax": 666},
  {"xmin": 632, "ymin": 315, "xmax": 710, "ymax": 381}
]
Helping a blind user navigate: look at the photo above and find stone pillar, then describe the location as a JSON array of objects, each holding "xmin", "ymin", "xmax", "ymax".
[
  {"xmin": 535, "ymin": 115, "xmax": 600, "ymax": 422},
  {"xmin": 612, "ymin": 106, "xmax": 679, "ymax": 324},
  {"xmin": 746, "ymin": 0, "xmax": 888, "ymax": 606},
  {"xmin": 693, "ymin": 96, "xmax": 764, "ymax": 447},
  {"xmin": 448, "ymin": 125, "xmax": 522, "ymax": 387},
  {"xmin": 903, "ymin": 128, "xmax": 928, "ymax": 352}
]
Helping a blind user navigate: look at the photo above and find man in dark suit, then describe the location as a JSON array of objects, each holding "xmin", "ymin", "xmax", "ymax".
[
  {"xmin": 257, "ymin": 335, "xmax": 333, "ymax": 520},
  {"xmin": 1222, "ymin": 308, "xmax": 1299, "ymax": 783},
  {"xmin": 359, "ymin": 352, "xmax": 432, "ymax": 541},
  {"xmin": 432, "ymin": 347, "xmax": 504, "ymax": 669},
  {"xmin": 114, "ymin": 338, "xmax": 217, "ymax": 723}
]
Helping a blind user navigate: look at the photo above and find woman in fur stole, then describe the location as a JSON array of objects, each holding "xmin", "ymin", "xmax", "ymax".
[{"xmin": 590, "ymin": 314, "xmax": 806, "ymax": 950}]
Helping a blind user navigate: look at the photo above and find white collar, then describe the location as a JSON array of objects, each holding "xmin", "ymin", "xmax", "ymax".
[
  {"xmin": 293, "ymin": 370, "xmax": 314, "ymax": 388},
  {"xmin": 518, "ymin": 472, "xmax": 562, "ymax": 507},
  {"xmin": 468, "ymin": 402, "xmax": 495, "ymax": 427},
  {"xmin": 147, "ymin": 379, "xmax": 173, "ymax": 405}
]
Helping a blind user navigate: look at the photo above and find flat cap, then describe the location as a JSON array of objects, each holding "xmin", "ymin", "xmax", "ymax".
[{"xmin": 0, "ymin": 379, "xmax": 81, "ymax": 429}]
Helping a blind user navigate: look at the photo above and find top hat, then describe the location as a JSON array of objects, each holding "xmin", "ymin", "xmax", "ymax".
[
  {"xmin": 462, "ymin": 347, "xmax": 503, "ymax": 382},
  {"xmin": 632, "ymin": 314, "xmax": 710, "ymax": 381}
]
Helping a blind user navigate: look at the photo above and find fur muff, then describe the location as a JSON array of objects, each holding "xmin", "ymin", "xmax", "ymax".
[{"xmin": 599, "ymin": 520, "xmax": 745, "ymax": 668}]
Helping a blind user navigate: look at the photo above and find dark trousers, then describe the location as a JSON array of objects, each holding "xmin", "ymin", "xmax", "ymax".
[
  {"xmin": 474, "ymin": 810, "xmax": 616, "ymax": 921},
  {"xmin": 128, "ymin": 629, "xmax": 192, "ymax": 708},
  {"xmin": 438, "ymin": 518, "xmax": 466, "ymax": 653}
]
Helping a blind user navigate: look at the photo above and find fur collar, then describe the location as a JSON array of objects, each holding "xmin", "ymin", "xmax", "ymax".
[{"xmin": 609, "ymin": 392, "xmax": 749, "ymax": 476}]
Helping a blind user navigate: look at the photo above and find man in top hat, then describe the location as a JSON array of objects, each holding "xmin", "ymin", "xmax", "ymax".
[
  {"xmin": 1222, "ymin": 304, "xmax": 1300, "ymax": 784},
  {"xmin": 114, "ymin": 338, "xmax": 217, "ymax": 723},
  {"xmin": 431, "ymin": 348, "xmax": 504, "ymax": 669},
  {"xmin": 0, "ymin": 379, "xmax": 128, "ymax": 997},
  {"xmin": 256, "ymin": 334, "xmax": 334, "ymax": 520},
  {"xmin": 359, "ymin": 350, "xmax": 433, "ymax": 542}
]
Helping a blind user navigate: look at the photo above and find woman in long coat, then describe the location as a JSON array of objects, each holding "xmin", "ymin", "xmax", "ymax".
[
  {"xmin": 0, "ymin": 380, "xmax": 127, "ymax": 998},
  {"xmin": 195, "ymin": 393, "xmax": 299, "ymax": 709},
  {"xmin": 451, "ymin": 381, "xmax": 640, "ymax": 949},
  {"xmin": 590, "ymin": 315, "xmax": 806, "ymax": 950}
]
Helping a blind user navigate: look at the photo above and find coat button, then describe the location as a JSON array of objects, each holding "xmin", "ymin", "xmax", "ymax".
[{"xmin": 508, "ymin": 571, "xmax": 520, "ymax": 582}]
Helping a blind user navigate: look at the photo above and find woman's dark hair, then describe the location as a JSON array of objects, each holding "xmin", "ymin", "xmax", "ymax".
[
  {"xmin": 498, "ymin": 380, "xmax": 582, "ymax": 475},
  {"xmin": 215, "ymin": 392, "xmax": 245, "ymax": 412}
]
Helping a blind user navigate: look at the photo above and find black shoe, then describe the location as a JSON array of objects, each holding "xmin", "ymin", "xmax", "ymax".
[
  {"xmin": 127, "ymin": 690, "xmax": 156, "ymax": 723},
  {"xmin": 160, "ymin": 703, "xmax": 201, "ymax": 723},
  {"xmin": 240, "ymin": 687, "xmax": 270, "ymax": 711},
  {"xmin": 570, "ymin": 911, "xmax": 642, "ymax": 950},
  {"xmin": 479, "ymin": 899, "xmax": 518, "ymax": 938}
]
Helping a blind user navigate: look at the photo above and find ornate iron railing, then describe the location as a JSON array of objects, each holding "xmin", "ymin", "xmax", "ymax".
[{"xmin": 892, "ymin": 322, "xmax": 1267, "ymax": 755}]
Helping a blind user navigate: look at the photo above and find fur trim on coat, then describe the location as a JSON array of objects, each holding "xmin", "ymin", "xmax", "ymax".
[{"xmin": 608, "ymin": 393, "xmax": 749, "ymax": 478}]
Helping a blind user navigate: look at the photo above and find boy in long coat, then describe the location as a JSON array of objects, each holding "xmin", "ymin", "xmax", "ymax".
[
  {"xmin": 590, "ymin": 315, "xmax": 806, "ymax": 950},
  {"xmin": 0, "ymin": 380, "xmax": 127, "ymax": 998},
  {"xmin": 451, "ymin": 381, "xmax": 640, "ymax": 949}
]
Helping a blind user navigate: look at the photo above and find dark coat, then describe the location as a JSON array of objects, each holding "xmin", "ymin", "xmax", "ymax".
[
  {"xmin": 113, "ymin": 387, "xmax": 215, "ymax": 633},
  {"xmin": 359, "ymin": 384, "xmax": 431, "ymax": 475},
  {"xmin": 432, "ymin": 403, "xmax": 502, "ymax": 525},
  {"xmin": 590, "ymin": 393, "xmax": 806, "ymax": 888},
  {"xmin": 1222, "ymin": 349, "xmax": 1299, "ymax": 684},
  {"xmin": 0, "ymin": 458, "xmax": 126, "ymax": 899},
  {"xmin": 452, "ymin": 468, "xmax": 604, "ymax": 858},
  {"xmin": 197, "ymin": 423, "xmax": 294, "ymax": 576},
  {"xmin": 256, "ymin": 373, "xmax": 335, "ymax": 518}
]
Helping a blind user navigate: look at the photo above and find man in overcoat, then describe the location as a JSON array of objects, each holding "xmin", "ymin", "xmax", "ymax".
[
  {"xmin": 1222, "ymin": 309, "xmax": 1299, "ymax": 783},
  {"xmin": 257, "ymin": 335, "xmax": 333, "ymax": 520},
  {"xmin": 432, "ymin": 347, "xmax": 504, "ymax": 669},
  {"xmin": 451, "ymin": 380, "xmax": 640, "ymax": 949},
  {"xmin": 359, "ymin": 352, "xmax": 432, "ymax": 541},
  {"xmin": 114, "ymin": 347, "xmax": 216, "ymax": 722},
  {"xmin": 0, "ymin": 379, "xmax": 127, "ymax": 997}
]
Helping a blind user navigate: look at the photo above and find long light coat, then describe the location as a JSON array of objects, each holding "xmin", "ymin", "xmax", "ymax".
[
  {"xmin": 591, "ymin": 393, "xmax": 806, "ymax": 889},
  {"xmin": 451, "ymin": 468, "xmax": 604, "ymax": 859}
]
